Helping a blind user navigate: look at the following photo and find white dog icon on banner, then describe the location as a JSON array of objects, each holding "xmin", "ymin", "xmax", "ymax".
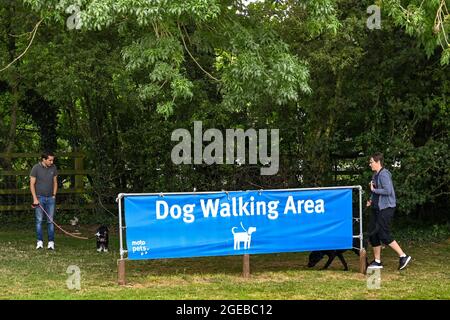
[{"xmin": 232, "ymin": 222, "xmax": 256, "ymax": 250}]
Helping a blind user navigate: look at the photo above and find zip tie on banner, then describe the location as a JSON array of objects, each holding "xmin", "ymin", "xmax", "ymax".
[
  {"xmin": 258, "ymin": 189, "xmax": 263, "ymax": 196},
  {"xmin": 159, "ymin": 192, "xmax": 164, "ymax": 197},
  {"xmin": 225, "ymin": 191, "xmax": 230, "ymax": 201}
]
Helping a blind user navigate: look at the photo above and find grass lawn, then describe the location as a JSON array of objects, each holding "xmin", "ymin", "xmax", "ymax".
[{"xmin": 0, "ymin": 228, "xmax": 449, "ymax": 300}]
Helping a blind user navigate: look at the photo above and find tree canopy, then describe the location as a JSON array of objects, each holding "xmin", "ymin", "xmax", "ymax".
[{"xmin": 0, "ymin": 0, "xmax": 449, "ymax": 224}]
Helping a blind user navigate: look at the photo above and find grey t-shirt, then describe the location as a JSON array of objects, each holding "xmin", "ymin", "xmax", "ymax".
[{"xmin": 30, "ymin": 162, "xmax": 58, "ymax": 196}]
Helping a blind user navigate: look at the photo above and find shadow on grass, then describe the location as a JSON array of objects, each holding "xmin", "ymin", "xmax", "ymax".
[
  {"xmin": 124, "ymin": 251, "xmax": 362, "ymax": 278},
  {"xmin": 0, "ymin": 228, "xmax": 367, "ymax": 279}
]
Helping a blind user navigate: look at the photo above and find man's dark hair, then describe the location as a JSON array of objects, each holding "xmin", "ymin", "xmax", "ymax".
[
  {"xmin": 41, "ymin": 151, "xmax": 55, "ymax": 160},
  {"xmin": 371, "ymin": 152, "xmax": 384, "ymax": 165}
]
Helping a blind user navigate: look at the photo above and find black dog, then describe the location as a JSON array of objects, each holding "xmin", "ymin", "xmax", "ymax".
[
  {"xmin": 95, "ymin": 226, "xmax": 109, "ymax": 252},
  {"xmin": 307, "ymin": 238, "xmax": 367, "ymax": 271}
]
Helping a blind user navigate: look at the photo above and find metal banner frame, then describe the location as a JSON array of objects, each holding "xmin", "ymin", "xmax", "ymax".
[{"xmin": 116, "ymin": 185, "xmax": 365, "ymax": 284}]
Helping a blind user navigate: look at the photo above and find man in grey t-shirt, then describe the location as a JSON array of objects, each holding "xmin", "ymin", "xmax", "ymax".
[{"xmin": 30, "ymin": 151, "xmax": 58, "ymax": 250}]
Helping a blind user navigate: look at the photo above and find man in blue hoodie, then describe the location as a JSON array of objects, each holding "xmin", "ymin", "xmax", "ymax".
[{"xmin": 366, "ymin": 152, "xmax": 411, "ymax": 270}]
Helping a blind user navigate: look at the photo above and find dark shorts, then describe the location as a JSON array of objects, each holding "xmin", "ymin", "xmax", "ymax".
[{"xmin": 369, "ymin": 207, "xmax": 395, "ymax": 246}]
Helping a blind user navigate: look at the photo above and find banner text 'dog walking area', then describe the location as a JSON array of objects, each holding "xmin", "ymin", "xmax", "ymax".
[{"xmin": 123, "ymin": 188, "xmax": 353, "ymax": 260}]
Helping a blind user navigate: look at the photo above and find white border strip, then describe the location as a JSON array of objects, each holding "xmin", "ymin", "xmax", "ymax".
[{"xmin": 117, "ymin": 185, "xmax": 362, "ymax": 199}]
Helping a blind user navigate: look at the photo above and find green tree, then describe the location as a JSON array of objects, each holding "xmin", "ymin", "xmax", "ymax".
[{"xmin": 384, "ymin": 0, "xmax": 450, "ymax": 65}]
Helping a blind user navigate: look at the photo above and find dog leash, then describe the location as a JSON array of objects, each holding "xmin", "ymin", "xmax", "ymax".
[{"xmin": 33, "ymin": 203, "xmax": 90, "ymax": 240}]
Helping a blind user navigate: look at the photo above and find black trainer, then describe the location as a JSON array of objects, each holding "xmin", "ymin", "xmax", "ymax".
[
  {"xmin": 367, "ymin": 260, "xmax": 383, "ymax": 269},
  {"xmin": 399, "ymin": 255, "xmax": 411, "ymax": 270}
]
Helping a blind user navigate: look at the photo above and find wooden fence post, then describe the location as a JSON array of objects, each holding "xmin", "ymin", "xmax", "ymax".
[
  {"xmin": 359, "ymin": 248, "xmax": 367, "ymax": 274},
  {"xmin": 74, "ymin": 155, "xmax": 84, "ymax": 190},
  {"xmin": 118, "ymin": 259, "xmax": 126, "ymax": 285},
  {"xmin": 243, "ymin": 254, "xmax": 250, "ymax": 278}
]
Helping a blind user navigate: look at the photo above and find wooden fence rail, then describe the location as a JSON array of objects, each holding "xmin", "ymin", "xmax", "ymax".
[{"xmin": 0, "ymin": 152, "xmax": 95, "ymax": 213}]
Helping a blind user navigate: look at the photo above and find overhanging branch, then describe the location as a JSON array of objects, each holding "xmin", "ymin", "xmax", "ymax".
[{"xmin": 0, "ymin": 19, "xmax": 43, "ymax": 73}]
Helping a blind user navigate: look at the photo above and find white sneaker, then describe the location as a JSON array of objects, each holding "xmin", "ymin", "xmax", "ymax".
[
  {"xmin": 47, "ymin": 241, "xmax": 55, "ymax": 250},
  {"xmin": 36, "ymin": 240, "xmax": 43, "ymax": 249}
]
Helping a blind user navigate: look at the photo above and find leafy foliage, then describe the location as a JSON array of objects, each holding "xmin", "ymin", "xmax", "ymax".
[
  {"xmin": 384, "ymin": 0, "xmax": 450, "ymax": 65},
  {"xmin": 0, "ymin": 0, "xmax": 448, "ymax": 224}
]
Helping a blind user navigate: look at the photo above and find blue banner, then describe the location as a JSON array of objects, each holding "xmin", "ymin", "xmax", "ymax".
[{"xmin": 123, "ymin": 188, "xmax": 353, "ymax": 260}]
